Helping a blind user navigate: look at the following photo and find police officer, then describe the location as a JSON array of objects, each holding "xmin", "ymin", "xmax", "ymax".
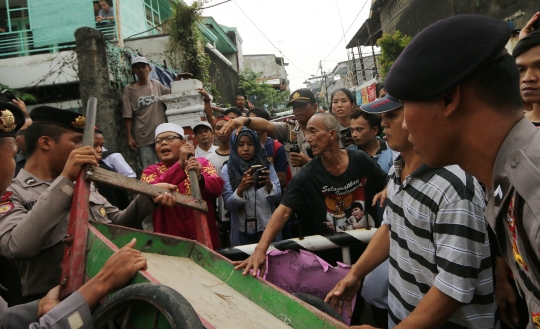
[
  {"xmin": 0, "ymin": 102, "xmax": 149, "ymax": 328},
  {"xmin": 220, "ymin": 88, "xmax": 318, "ymax": 177},
  {"xmin": 383, "ymin": 15, "xmax": 540, "ymax": 328},
  {"xmin": 0, "ymin": 106, "xmax": 175, "ymax": 301}
]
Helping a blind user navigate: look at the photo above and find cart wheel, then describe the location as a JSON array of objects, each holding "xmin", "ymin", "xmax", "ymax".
[
  {"xmin": 293, "ymin": 293, "xmax": 344, "ymax": 322},
  {"xmin": 92, "ymin": 283, "xmax": 204, "ymax": 329}
]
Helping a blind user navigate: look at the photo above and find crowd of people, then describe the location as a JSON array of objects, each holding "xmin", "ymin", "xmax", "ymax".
[{"xmin": 1, "ymin": 12, "xmax": 540, "ymax": 329}]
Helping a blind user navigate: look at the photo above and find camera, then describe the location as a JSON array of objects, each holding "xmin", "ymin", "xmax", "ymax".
[{"xmin": 289, "ymin": 141, "xmax": 300, "ymax": 154}]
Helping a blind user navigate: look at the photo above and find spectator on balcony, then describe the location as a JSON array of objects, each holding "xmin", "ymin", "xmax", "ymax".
[
  {"xmin": 96, "ymin": 0, "xmax": 114, "ymax": 25},
  {"xmin": 93, "ymin": 2, "xmax": 100, "ymax": 19},
  {"xmin": 0, "ymin": 19, "xmax": 7, "ymax": 33},
  {"xmin": 123, "ymin": 56, "xmax": 171, "ymax": 170}
]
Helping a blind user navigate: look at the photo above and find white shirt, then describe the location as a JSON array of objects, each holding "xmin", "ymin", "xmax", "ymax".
[
  {"xmin": 102, "ymin": 147, "xmax": 136, "ymax": 178},
  {"xmin": 195, "ymin": 145, "xmax": 218, "ymax": 159}
]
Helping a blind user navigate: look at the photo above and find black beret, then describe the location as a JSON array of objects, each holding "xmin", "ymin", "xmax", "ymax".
[
  {"xmin": 30, "ymin": 106, "xmax": 86, "ymax": 133},
  {"xmin": 0, "ymin": 102, "xmax": 26, "ymax": 138},
  {"xmin": 513, "ymin": 30, "xmax": 540, "ymax": 58},
  {"xmin": 385, "ymin": 15, "xmax": 511, "ymax": 101}
]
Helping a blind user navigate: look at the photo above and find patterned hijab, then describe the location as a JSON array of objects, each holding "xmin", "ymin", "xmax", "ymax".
[{"xmin": 227, "ymin": 127, "xmax": 269, "ymax": 191}]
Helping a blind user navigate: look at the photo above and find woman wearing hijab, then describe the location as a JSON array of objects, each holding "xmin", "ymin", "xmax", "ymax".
[{"xmin": 220, "ymin": 127, "xmax": 282, "ymax": 246}]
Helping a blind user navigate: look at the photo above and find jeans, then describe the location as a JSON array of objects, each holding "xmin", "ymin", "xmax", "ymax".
[{"xmin": 138, "ymin": 144, "xmax": 157, "ymax": 170}]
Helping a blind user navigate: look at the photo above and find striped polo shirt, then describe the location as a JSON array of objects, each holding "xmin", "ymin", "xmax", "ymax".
[{"xmin": 383, "ymin": 158, "xmax": 495, "ymax": 328}]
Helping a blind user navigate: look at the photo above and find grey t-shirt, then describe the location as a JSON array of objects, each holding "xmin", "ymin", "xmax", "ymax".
[{"xmin": 122, "ymin": 79, "xmax": 170, "ymax": 147}]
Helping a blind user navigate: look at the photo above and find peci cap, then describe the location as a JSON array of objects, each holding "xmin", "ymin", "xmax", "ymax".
[
  {"xmin": 30, "ymin": 106, "xmax": 86, "ymax": 133},
  {"xmin": 155, "ymin": 123, "xmax": 184, "ymax": 139},
  {"xmin": 0, "ymin": 102, "xmax": 26, "ymax": 138},
  {"xmin": 385, "ymin": 15, "xmax": 511, "ymax": 101},
  {"xmin": 360, "ymin": 94, "xmax": 403, "ymax": 114},
  {"xmin": 286, "ymin": 88, "xmax": 317, "ymax": 107},
  {"xmin": 131, "ymin": 56, "xmax": 150, "ymax": 66},
  {"xmin": 192, "ymin": 121, "xmax": 213, "ymax": 133}
]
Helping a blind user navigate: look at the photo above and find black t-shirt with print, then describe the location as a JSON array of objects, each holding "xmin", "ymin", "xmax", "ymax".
[{"xmin": 281, "ymin": 149, "xmax": 387, "ymax": 237}]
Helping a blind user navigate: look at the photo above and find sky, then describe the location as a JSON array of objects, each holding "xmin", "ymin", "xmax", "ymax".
[{"xmin": 186, "ymin": 0, "xmax": 372, "ymax": 91}]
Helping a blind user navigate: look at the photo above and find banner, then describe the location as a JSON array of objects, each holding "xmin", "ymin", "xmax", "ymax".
[
  {"xmin": 361, "ymin": 88, "xmax": 369, "ymax": 104},
  {"xmin": 367, "ymin": 83, "xmax": 377, "ymax": 102}
]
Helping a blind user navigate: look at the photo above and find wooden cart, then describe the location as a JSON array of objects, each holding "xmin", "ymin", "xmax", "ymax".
[{"xmin": 57, "ymin": 99, "xmax": 349, "ymax": 329}]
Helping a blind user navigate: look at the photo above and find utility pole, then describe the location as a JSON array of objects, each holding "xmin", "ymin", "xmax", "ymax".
[{"xmin": 319, "ymin": 60, "xmax": 329, "ymax": 110}]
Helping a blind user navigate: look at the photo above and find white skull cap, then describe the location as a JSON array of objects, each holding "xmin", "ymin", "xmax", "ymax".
[{"xmin": 155, "ymin": 123, "xmax": 185, "ymax": 139}]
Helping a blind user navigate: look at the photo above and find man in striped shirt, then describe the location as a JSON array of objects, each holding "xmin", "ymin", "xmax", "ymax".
[{"xmin": 325, "ymin": 95, "xmax": 495, "ymax": 328}]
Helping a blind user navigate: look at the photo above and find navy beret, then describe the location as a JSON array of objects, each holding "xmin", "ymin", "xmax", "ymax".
[
  {"xmin": 0, "ymin": 102, "xmax": 26, "ymax": 138},
  {"xmin": 385, "ymin": 15, "xmax": 511, "ymax": 101},
  {"xmin": 30, "ymin": 106, "xmax": 86, "ymax": 133}
]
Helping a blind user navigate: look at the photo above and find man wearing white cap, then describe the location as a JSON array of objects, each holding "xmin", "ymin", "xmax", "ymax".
[
  {"xmin": 192, "ymin": 121, "xmax": 217, "ymax": 159},
  {"xmin": 122, "ymin": 56, "xmax": 171, "ymax": 169},
  {"xmin": 141, "ymin": 123, "xmax": 224, "ymax": 248}
]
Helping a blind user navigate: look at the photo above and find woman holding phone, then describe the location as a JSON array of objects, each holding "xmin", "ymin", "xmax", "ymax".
[
  {"xmin": 331, "ymin": 88, "xmax": 356, "ymax": 148},
  {"xmin": 220, "ymin": 127, "xmax": 282, "ymax": 246}
]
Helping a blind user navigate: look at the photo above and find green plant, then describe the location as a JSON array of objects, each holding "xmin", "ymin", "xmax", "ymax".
[
  {"xmin": 0, "ymin": 83, "xmax": 36, "ymax": 103},
  {"xmin": 377, "ymin": 30, "xmax": 411, "ymax": 80},
  {"xmin": 239, "ymin": 69, "xmax": 289, "ymax": 110},
  {"xmin": 165, "ymin": 0, "xmax": 218, "ymax": 98}
]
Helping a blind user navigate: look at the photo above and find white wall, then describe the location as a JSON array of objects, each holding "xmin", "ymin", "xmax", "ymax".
[{"xmin": 0, "ymin": 51, "xmax": 78, "ymax": 89}]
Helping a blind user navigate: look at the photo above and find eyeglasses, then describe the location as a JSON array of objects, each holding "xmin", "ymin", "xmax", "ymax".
[{"xmin": 155, "ymin": 135, "xmax": 182, "ymax": 145}]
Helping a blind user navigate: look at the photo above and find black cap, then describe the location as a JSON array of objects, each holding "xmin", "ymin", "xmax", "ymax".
[
  {"xmin": 385, "ymin": 15, "xmax": 511, "ymax": 101},
  {"xmin": 286, "ymin": 88, "xmax": 317, "ymax": 107},
  {"xmin": 0, "ymin": 102, "xmax": 26, "ymax": 138},
  {"xmin": 360, "ymin": 95, "xmax": 403, "ymax": 114},
  {"xmin": 30, "ymin": 106, "xmax": 86, "ymax": 133}
]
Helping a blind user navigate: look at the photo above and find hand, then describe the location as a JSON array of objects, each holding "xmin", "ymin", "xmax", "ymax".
[
  {"xmin": 237, "ymin": 170, "xmax": 254, "ymax": 195},
  {"xmin": 233, "ymin": 247, "xmax": 267, "ymax": 276},
  {"xmin": 152, "ymin": 183, "xmax": 177, "ymax": 207},
  {"xmin": 325, "ymin": 221, "xmax": 336, "ymax": 233},
  {"xmin": 324, "ymin": 272, "xmax": 363, "ymax": 318},
  {"xmin": 127, "ymin": 136, "xmax": 138, "ymax": 150},
  {"xmin": 372, "ymin": 186, "xmax": 388, "ymax": 207},
  {"xmin": 178, "ymin": 143, "xmax": 195, "ymax": 168},
  {"xmin": 37, "ymin": 286, "xmax": 60, "ymax": 318},
  {"xmin": 289, "ymin": 152, "xmax": 310, "ymax": 167},
  {"xmin": 219, "ymin": 117, "xmax": 249, "ymax": 136},
  {"xmin": 257, "ymin": 169, "xmax": 272, "ymax": 192},
  {"xmin": 197, "ymin": 88, "xmax": 211, "ymax": 102},
  {"xmin": 185, "ymin": 157, "xmax": 202, "ymax": 180},
  {"xmin": 96, "ymin": 16, "xmax": 102, "ymax": 23},
  {"xmin": 78, "ymin": 239, "xmax": 147, "ymax": 308},
  {"xmin": 11, "ymin": 98, "xmax": 27, "ymax": 116},
  {"xmin": 520, "ymin": 12, "xmax": 540, "ymax": 40},
  {"xmin": 61, "ymin": 146, "xmax": 99, "ymax": 181}
]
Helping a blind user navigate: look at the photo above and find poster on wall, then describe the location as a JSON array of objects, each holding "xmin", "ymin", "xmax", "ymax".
[
  {"xmin": 356, "ymin": 90, "xmax": 362, "ymax": 105},
  {"xmin": 367, "ymin": 83, "xmax": 377, "ymax": 102},
  {"xmin": 361, "ymin": 88, "xmax": 369, "ymax": 104}
]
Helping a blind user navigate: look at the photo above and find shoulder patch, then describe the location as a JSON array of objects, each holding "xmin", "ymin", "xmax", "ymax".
[
  {"xmin": 493, "ymin": 176, "xmax": 510, "ymax": 207},
  {"xmin": 24, "ymin": 177, "xmax": 36, "ymax": 185},
  {"xmin": 0, "ymin": 201, "xmax": 14, "ymax": 214},
  {"xmin": 1, "ymin": 191, "xmax": 12, "ymax": 202}
]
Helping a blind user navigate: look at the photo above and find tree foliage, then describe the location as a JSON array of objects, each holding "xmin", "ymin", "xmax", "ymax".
[
  {"xmin": 377, "ymin": 30, "xmax": 411, "ymax": 80},
  {"xmin": 239, "ymin": 69, "xmax": 289, "ymax": 111},
  {"xmin": 0, "ymin": 83, "xmax": 36, "ymax": 103},
  {"xmin": 165, "ymin": 0, "xmax": 218, "ymax": 97}
]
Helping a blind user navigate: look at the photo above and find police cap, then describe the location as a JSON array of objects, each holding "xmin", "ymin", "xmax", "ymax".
[
  {"xmin": 0, "ymin": 102, "xmax": 26, "ymax": 138},
  {"xmin": 30, "ymin": 106, "xmax": 86, "ymax": 133},
  {"xmin": 385, "ymin": 15, "xmax": 511, "ymax": 101},
  {"xmin": 286, "ymin": 88, "xmax": 317, "ymax": 107}
]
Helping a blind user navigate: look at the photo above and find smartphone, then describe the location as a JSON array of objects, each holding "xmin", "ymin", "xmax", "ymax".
[
  {"xmin": 1, "ymin": 89, "xmax": 17, "ymax": 102},
  {"xmin": 250, "ymin": 165, "xmax": 262, "ymax": 175},
  {"xmin": 534, "ymin": 17, "xmax": 540, "ymax": 31}
]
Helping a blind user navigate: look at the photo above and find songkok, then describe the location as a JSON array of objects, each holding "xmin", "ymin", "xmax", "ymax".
[
  {"xmin": 385, "ymin": 15, "xmax": 511, "ymax": 101},
  {"xmin": 360, "ymin": 95, "xmax": 403, "ymax": 114},
  {"xmin": 513, "ymin": 30, "xmax": 540, "ymax": 58},
  {"xmin": 0, "ymin": 102, "xmax": 26, "ymax": 138},
  {"xmin": 155, "ymin": 123, "xmax": 184, "ymax": 139},
  {"xmin": 30, "ymin": 106, "xmax": 85, "ymax": 133}
]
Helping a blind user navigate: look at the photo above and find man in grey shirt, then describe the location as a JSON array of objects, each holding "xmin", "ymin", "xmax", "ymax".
[{"xmin": 122, "ymin": 56, "xmax": 170, "ymax": 169}]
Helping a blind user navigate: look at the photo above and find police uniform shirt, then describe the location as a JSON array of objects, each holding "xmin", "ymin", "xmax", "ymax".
[
  {"xmin": 0, "ymin": 170, "xmax": 156, "ymax": 298},
  {"xmin": 485, "ymin": 117, "xmax": 540, "ymax": 326},
  {"xmin": 0, "ymin": 292, "xmax": 92, "ymax": 329},
  {"xmin": 270, "ymin": 119, "xmax": 309, "ymax": 177}
]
